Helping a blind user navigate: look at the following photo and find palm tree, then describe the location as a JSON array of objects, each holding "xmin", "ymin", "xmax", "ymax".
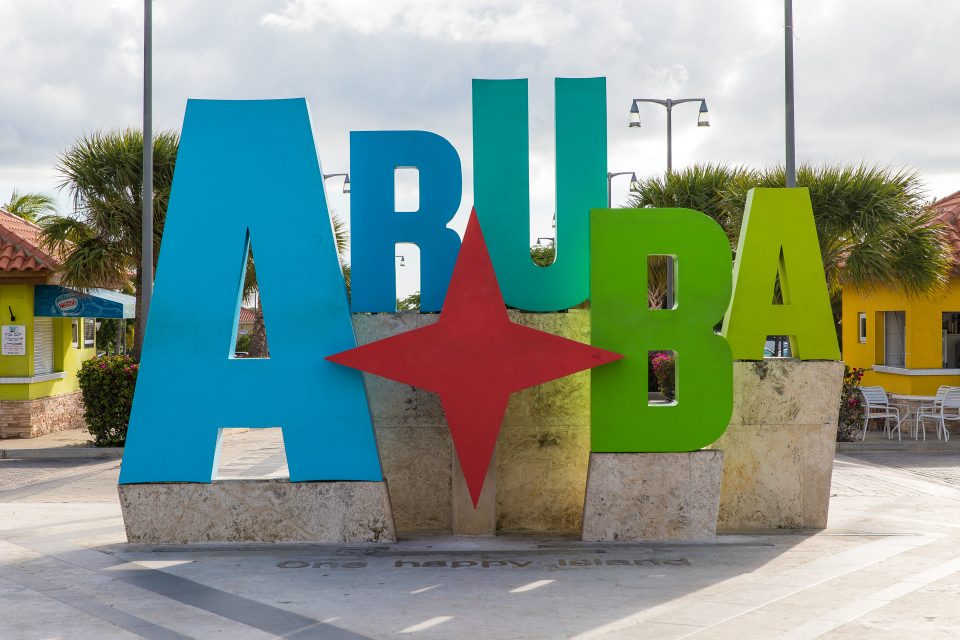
[
  {"xmin": 2, "ymin": 189, "xmax": 58, "ymax": 222},
  {"xmin": 38, "ymin": 129, "xmax": 179, "ymax": 358},
  {"xmin": 242, "ymin": 213, "xmax": 350, "ymax": 357},
  {"xmin": 628, "ymin": 163, "xmax": 951, "ymax": 314},
  {"xmin": 724, "ymin": 164, "xmax": 949, "ymax": 297}
]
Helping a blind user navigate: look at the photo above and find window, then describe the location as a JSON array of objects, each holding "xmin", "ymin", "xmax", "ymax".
[
  {"xmin": 882, "ymin": 311, "xmax": 905, "ymax": 367},
  {"xmin": 33, "ymin": 317, "xmax": 54, "ymax": 375},
  {"xmin": 858, "ymin": 312, "xmax": 867, "ymax": 344},
  {"xmin": 71, "ymin": 319, "xmax": 79, "ymax": 348},
  {"xmin": 943, "ymin": 312, "xmax": 960, "ymax": 367},
  {"xmin": 83, "ymin": 318, "xmax": 95, "ymax": 348}
]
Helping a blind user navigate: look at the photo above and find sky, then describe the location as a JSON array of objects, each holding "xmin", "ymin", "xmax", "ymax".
[{"xmin": 2, "ymin": 0, "xmax": 960, "ymax": 298}]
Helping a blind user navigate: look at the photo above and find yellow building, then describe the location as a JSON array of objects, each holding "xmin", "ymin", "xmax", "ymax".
[
  {"xmin": 842, "ymin": 190, "xmax": 960, "ymax": 394},
  {"xmin": 0, "ymin": 208, "xmax": 133, "ymax": 438}
]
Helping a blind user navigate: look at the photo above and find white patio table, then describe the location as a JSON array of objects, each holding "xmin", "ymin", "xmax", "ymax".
[{"xmin": 890, "ymin": 394, "xmax": 936, "ymax": 439}]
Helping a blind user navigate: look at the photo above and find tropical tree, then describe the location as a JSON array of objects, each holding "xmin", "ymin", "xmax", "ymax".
[
  {"xmin": 530, "ymin": 243, "xmax": 556, "ymax": 267},
  {"xmin": 38, "ymin": 129, "xmax": 179, "ymax": 358},
  {"xmin": 723, "ymin": 165, "xmax": 949, "ymax": 297},
  {"xmin": 396, "ymin": 292, "xmax": 421, "ymax": 311},
  {"xmin": 628, "ymin": 163, "xmax": 951, "ymax": 317},
  {"xmin": 1, "ymin": 189, "xmax": 58, "ymax": 222}
]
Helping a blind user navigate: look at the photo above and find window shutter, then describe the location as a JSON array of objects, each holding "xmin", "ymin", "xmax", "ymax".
[{"xmin": 33, "ymin": 317, "xmax": 55, "ymax": 376}]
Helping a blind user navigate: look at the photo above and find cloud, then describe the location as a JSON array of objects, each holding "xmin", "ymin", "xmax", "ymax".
[
  {"xmin": 0, "ymin": 0, "xmax": 959, "ymax": 253},
  {"xmin": 260, "ymin": 0, "xmax": 578, "ymax": 45}
]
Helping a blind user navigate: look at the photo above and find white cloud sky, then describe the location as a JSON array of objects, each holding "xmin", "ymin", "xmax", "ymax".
[{"xmin": 2, "ymin": 0, "xmax": 960, "ymax": 297}]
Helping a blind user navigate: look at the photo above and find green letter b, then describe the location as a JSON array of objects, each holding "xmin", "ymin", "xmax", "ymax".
[{"xmin": 591, "ymin": 208, "xmax": 733, "ymax": 452}]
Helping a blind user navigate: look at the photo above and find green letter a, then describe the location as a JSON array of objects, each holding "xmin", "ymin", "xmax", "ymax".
[{"xmin": 722, "ymin": 188, "xmax": 840, "ymax": 360}]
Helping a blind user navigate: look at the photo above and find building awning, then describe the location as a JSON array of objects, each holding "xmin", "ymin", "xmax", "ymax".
[{"xmin": 34, "ymin": 285, "xmax": 135, "ymax": 319}]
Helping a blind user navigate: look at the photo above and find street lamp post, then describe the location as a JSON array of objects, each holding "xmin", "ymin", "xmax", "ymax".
[
  {"xmin": 629, "ymin": 98, "xmax": 709, "ymax": 173},
  {"xmin": 785, "ymin": 0, "xmax": 797, "ymax": 188},
  {"xmin": 141, "ymin": 0, "xmax": 153, "ymax": 346},
  {"xmin": 629, "ymin": 98, "xmax": 709, "ymax": 309},
  {"xmin": 607, "ymin": 171, "xmax": 638, "ymax": 208}
]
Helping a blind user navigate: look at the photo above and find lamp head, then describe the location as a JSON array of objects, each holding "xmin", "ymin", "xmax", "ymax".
[
  {"xmin": 342, "ymin": 174, "xmax": 351, "ymax": 193},
  {"xmin": 629, "ymin": 101, "xmax": 641, "ymax": 128},
  {"xmin": 697, "ymin": 100, "xmax": 710, "ymax": 127}
]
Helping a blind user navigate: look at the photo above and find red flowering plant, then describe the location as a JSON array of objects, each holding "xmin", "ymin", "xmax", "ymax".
[
  {"xmin": 836, "ymin": 365, "xmax": 866, "ymax": 442},
  {"xmin": 651, "ymin": 352, "xmax": 676, "ymax": 401},
  {"xmin": 77, "ymin": 355, "xmax": 139, "ymax": 446}
]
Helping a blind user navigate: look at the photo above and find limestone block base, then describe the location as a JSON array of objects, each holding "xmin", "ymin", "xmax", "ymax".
[
  {"xmin": 118, "ymin": 480, "xmax": 396, "ymax": 544},
  {"xmin": 581, "ymin": 451, "xmax": 723, "ymax": 542},
  {"xmin": 0, "ymin": 391, "xmax": 86, "ymax": 439},
  {"xmin": 712, "ymin": 360, "xmax": 844, "ymax": 531},
  {"xmin": 354, "ymin": 311, "xmax": 593, "ymax": 534}
]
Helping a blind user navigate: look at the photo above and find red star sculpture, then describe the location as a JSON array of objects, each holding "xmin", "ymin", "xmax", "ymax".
[{"xmin": 327, "ymin": 209, "xmax": 623, "ymax": 506}]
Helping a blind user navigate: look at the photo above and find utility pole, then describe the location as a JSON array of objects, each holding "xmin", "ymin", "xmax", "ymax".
[
  {"xmin": 785, "ymin": 0, "xmax": 797, "ymax": 187},
  {"xmin": 141, "ymin": 0, "xmax": 154, "ymax": 344}
]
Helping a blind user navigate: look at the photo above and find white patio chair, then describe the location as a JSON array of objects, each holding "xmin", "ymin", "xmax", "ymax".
[
  {"xmin": 915, "ymin": 385, "xmax": 954, "ymax": 440},
  {"xmin": 937, "ymin": 387, "xmax": 960, "ymax": 442},
  {"xmin": 860, "ymin": 386, "xmax": 902, "ymax": 441}
]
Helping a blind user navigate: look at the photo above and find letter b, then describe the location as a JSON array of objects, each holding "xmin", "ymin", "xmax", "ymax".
[{"xmin": 590, "ymin": 208, "xmax": 733, "ymax": 452}]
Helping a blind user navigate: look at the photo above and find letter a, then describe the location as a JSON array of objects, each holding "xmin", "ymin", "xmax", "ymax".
[
  {"xmin": 591, "ymin": 208, "xmax": 733, "ymax": 452},
  {"xmin": 722, "ymin": 188, "xmax": 840, "ymax": 360},
  {"xmin": 119, "ymin": 99, "xmax": 382, "ymax": 483}
]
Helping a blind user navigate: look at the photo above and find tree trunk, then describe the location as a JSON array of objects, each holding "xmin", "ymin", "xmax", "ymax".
[
  {"xmin": 248, "ymin": 305, "xmax": 269, "ymax": 358},
  {"xmin": 116, "ymin": 319, "xmax": 124, "ymax": 356}
]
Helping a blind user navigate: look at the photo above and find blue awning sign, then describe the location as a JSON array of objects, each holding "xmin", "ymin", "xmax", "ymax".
[{"xmin": 34, "ymin": 285, "xmax": 135, "ymax": 319}]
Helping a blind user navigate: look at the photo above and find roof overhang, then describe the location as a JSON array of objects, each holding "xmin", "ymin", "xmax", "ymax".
[{"xmin": 34, "ymin": 285, "xmax": 135, "ymax": 319}]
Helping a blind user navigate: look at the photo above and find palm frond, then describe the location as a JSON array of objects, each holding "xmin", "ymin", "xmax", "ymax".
[{"xmin": 2, "ymin": 189, "xmax": 58, "ymax": 222}]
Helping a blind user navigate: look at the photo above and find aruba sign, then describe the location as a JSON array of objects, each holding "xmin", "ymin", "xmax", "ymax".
[{"xmin": 118, "ymin": 78, "xmax": 840, "ymax": 495}]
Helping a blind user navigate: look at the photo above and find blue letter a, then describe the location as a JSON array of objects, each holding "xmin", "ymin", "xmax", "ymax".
[{"xmin": 119, "ymin": 99, "xmax": 382, "ymax": 483}]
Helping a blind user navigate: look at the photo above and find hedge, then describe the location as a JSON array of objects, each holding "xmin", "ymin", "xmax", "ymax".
[{"xmin": 77, "ymin": 355, "xmax": 138, "ymax": 446}]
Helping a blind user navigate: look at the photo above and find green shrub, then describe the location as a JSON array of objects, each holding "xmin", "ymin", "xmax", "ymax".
[
  {"xmin": 235, "ymin": 333, "xmax": 251, "ymax": 353},
  {"xmin": 837, "ymin": 365, "xmax": 866, "ymax": 442},
  {"xmin": 651, "ymin": 352, "xmax": 676, "ymax": 401},
  {"xmin": 77, "ymin": 355, "xmax": 138, "ymax": 446}
]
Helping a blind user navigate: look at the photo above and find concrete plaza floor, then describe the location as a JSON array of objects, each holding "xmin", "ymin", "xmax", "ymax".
[{"xmin": 2, "ymin": 431, "xmax": 960, "ymax": 639}]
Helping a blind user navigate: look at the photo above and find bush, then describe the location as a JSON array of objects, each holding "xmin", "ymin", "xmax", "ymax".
[
  {"xmin": 651, "ymin": 352, "xmax": 676, "ymax": 401},
  {"xmin": 77, "ymin": 355, "xmax": 138, "ymax": 446},
  {"xmin": 837, "ymin": 365, "xmax": 866, "ymax": 442},
  {"xmin": 235, "ymin": 333, "xmax": 251, "ymax": 353}
]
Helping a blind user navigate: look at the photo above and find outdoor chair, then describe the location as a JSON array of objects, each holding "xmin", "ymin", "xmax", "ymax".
[
  {"xmin": 936, "ymin": 387, "xmax": 960, "ymax": 442},
  {"xmin": 914, "ymin": 385, "xmax": 955, "ymax": 441},
  {"xmin": 860, "ymin": 386, "xmax": 902, "ymax": 441}
]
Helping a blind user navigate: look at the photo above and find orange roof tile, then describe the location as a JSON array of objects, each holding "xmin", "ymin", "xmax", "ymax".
[
  {"xmin": 0, "ymin": 208, "xmax": 59, "ymax": 274},
  {"xmin": 239, "ymin": 307, "xmax": 256, "ymax": 324}
]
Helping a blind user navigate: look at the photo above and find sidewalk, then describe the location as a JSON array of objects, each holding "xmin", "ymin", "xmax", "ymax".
[
  {"xmin": 837, "ymin": 423, "xmax": 960, "ymax": 452},
  {"xmin": 4, "ymin": 450, "xmax": 960, "ymax": 638},
  {"xmin": 0, "ymin": 428, "xmax": 121, "ymax": 459},
  {"xmin": 0, "ymin": 427, "xmax": 264, "ymax": 462}
]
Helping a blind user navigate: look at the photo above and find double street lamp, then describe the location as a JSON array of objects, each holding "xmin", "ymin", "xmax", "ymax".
[
  {"xmin": 628, "ymin": 98, "xmax": 709, "ymax": 309},
  {"xmin": 629, "ymin": 98, "xmax": 709, "ymax": 173}
]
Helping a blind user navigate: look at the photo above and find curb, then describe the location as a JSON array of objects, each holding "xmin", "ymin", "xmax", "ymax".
[
  {"xmin": 0, "ymin": 447, "xmax": 123, "ymax": 460},
  {"xmin": 836, "ymin": 441, "xmax": 960, "ymax": 453}
]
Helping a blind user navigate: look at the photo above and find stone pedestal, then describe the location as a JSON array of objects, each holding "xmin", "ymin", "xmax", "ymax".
[
  {"xmin": 581, "ymin": 451, "xmax": 723, "ymax": 542},
  {"xmin": 118, "ymin": 480, "xmax": 396, "ymax": 544},
  {"xmin": 710, "ymin": 360, "xmax": 844, "ymax": 531},
  {"xmin": 354, "ymin": 311, "xmax": 592, "ymax": 534}
]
